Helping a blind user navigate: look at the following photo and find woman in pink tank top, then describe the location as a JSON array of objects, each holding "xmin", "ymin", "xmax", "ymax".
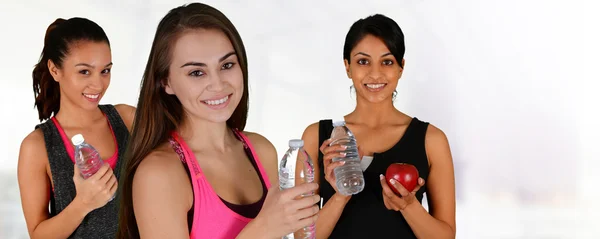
[{"xmin": 117, "ymin": 3, "xmax": 320, "ymax": 239}]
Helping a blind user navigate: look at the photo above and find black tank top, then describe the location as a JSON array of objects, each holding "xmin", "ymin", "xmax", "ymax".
[
  {"xmin": 35, "ymin": 104, "xmax": 129, "ymax": 239},
  {"xmin": 317, "ymin": 117, "xmax": 430, "ymax": 239}
]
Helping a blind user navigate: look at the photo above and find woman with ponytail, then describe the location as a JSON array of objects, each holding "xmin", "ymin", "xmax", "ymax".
[{"xmin": 17, "ymin": 17, "xmax": 135, "ymax": 239}]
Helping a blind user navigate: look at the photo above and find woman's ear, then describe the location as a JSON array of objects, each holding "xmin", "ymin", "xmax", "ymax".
[
  {"xmin": 162, "ymin": 78, "xmax": 175, "ymax": 95},
  {"xmin": 344, "ymin": 59, "xmax": 351, "ymax": 78},
  {"xmin": 47, "ymin": 60, "xmax": 60, "ymax": 82}
]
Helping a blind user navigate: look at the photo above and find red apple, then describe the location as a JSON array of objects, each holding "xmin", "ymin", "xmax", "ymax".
[{"xmin": 385, "ymin": 163, "xmax": 419, "ymax": 195}]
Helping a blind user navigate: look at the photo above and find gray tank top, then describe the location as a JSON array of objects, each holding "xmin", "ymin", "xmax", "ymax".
[{"xmin": 35, "ymin": 104, "xmax": 129, "ymax": 239}]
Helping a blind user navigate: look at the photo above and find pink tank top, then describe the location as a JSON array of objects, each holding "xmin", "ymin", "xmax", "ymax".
[
  {"xmin": 52, "ymin": 117, "xmax": 119, "ymax": 169},
  {"xmin": 169, "ymin": 130, "xmax": 272, "ymax": 239}
]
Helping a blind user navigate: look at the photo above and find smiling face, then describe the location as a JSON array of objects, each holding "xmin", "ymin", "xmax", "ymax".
[
  {"xmin": 345, "ymin": 34, "xmax": 404, "ymax": 103},
  {"xmin": 164, "ymin": 28, "xmax": 243, "ymax": 124},
  {"xmin": 48, "ymin": 41, "xmax": 112, "ymax": 111}
]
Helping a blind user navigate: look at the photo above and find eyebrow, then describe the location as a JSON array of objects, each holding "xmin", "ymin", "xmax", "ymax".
[
  {"xmin": 353, "ymin": 52, "xmax": 393, "ymax": 57},
  {"xmin": 180, "ymin": 51, "xmax": 237, "ymax": 68},
  {"xmin": 75, "ymin": 62, "xmax": 113, "ymax": 68}
]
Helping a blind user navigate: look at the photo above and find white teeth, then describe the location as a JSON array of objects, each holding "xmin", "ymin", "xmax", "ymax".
[
  {"xmin": 83, "ymin": 94, "xmax": 99, "ymax": 99},
  {"xmin": 366, "ymin": 84, "xmax": 385, "ymax": 89},
  {"xmin": 204, "ymin": 95, "xmax": 229, "ymax": 105}
]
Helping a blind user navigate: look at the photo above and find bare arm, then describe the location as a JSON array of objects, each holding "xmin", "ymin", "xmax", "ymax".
[
  {"xmin": 133, "ymin": 151, "xmax": 192, "ymax": 239},
  {"xmin": 301, "ymin": 123, "xmax": 350, "ymax": 239},
  {"xmin": 114, "ymin": 104, "xmax": 136, "ymax": 132},
  {"xmin": 17, "ymin": 130, "xmax": 90, "ymax": 239},
  {"xmin": 399, "ymin": 125, "xmax": 456, "ymax": 239}
]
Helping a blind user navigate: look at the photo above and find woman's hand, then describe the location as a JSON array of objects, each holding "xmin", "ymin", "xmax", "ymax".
[
  {"xmin": 253, "ymin": 183, "xmax": 321, "ymax": 238},
  {"xmin": 73, "ymin": 163, "xmax": 117, "ymax": 213},
  {"xmin": 379, "ymin": 174, "xmax": 425, "ymax": 211}
]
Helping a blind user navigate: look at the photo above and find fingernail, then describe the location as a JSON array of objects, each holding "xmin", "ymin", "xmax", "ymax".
[
  {"xmin": 342, "ymin": 145, "xmax": 347, "ymax": 149},
  {"xmin": 341, "ymin": 161, "xmax": 346, "ymax": 165},
  {"xmin": 340, "ymin": 152, "xmax": 346, "ymax": 157},
  {"xmin": 389, "ymin": 179, "xmax": 396, "ymax": 184},
  {"xmin": 379, "ymin": 174, "xmax": 384, "ymax": 180}
]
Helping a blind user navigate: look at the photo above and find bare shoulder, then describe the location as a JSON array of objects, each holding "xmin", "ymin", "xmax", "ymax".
[
  {"xmin": 114, "ymin": 103, "xmax": 136, "ymax": 115},
  {"xmin": 19, "ymin": 128, "xmax": 48, "ymax": 168},
  {"xmin": 20, "ymin": 128, "xmax": 45, "ymax": 151},
  {"xmin": 133, "ymin": 142, "xmax": 191, "ymax": 206},
  {"xmin": 243, "ymin": 131, "xmax": 274, "ymax": 148},
  {"xmin": 425, "ymin": 124, "xmax": 450, "ymax": 147},
  {"xmin": 242, "ymin": 131, "xmax": 277, "ymax": 157},
  {"xmin": 134, "ymin": 143, "xmax": 188, "ymax": 186},
  {"xmin": 301, "ymin": 122, "xmax": 320, "ymax": 154},
  {"xmin": 424, "ymin": 123, "xmax": 452, "ymax": 167},
  {"xmin": 114, "ymin": 104, "xmax": 136, "ymax": 131},
  {"xmin": 302, "ymin": 122, "xmax": 320, "ymax": 139},
  {"xmin": 301, "ymin": 122, "xmax": 321, "ymax": 162}
]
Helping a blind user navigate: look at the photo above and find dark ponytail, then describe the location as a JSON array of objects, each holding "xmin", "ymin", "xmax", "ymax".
[
  {"xmin": 33, "ymin": 19, "xmax": 64, "ymax": 121},
  {"xmin": 32, "ymin": 17, "xmax": 110, "ymax": 122}
]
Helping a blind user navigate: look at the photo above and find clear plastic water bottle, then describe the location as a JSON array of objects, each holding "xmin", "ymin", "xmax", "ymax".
[
  {"xmin": 329, "ymin": 121, "xmax": 365, "ymax": 195},
  {"xmin": 279, "ymin": 139, "xmax": 316, "ymax": 239},
  {"xmin": 71, "ymin": 134, "xmax": 114, "ymax": 201}
]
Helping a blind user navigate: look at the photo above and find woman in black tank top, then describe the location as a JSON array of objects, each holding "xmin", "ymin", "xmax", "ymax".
[
  {"xmin": 17, "ymin": 18, "xmax": 135, "ymax": 239},
  {"xmin": 300, "ymin": 14, "xmax": 456, "ymax": 239}
]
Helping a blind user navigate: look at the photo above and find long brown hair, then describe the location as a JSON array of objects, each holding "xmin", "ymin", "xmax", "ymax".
[
  {"xmin": 117, "ymin": 3, "xmax": 249, "ymax": 238},
  {"xmin": 33, "ymin": 18, "xmax": 110, "ymax": 121}
]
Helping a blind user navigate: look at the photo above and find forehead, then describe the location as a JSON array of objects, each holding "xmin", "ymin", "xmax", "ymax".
[
  {"xmin": 64, "ymin": 41, "xmax": 111, "ymax": 65},
  {"xmin": 171, "ymin": 29, "xmax": 235, "ymax": 63},
  {"xmin": 351, "ymin": 34, "xmax": 391, "ymax": 55}
]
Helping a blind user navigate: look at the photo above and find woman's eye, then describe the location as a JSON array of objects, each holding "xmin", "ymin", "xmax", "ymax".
[
  {"xmin": 189, "ymin": 70, "xmax": 204, "ymax": 77},
  {"xmin": 222, "ymin": 62, "xmax": 235, "ymax": 70}
]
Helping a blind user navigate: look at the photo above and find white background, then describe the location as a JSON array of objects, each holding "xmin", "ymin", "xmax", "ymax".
[{"xmin": 1, "ymin": 0, "xmax": 598, "ymax": 238}]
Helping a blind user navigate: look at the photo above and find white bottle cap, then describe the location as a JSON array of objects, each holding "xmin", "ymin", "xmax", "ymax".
[
  {"xmin": 289, "ymin": 139, "xmax": 304, "ymax": 148},
  {"xmin": 71, "ymin": 134, "xmax": 85, "ymax": 146},
  {"xmin": 332, "ymin": 121, "xmax": 346, "ymax": 127}
]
